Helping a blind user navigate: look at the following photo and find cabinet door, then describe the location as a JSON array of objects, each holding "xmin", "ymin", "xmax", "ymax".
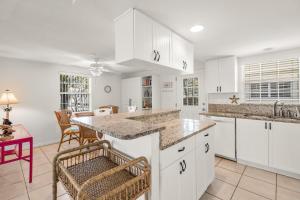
[
  {"xmin": 210, "ymin": 117, "xmax": 236, "ymax": 159},
  {"xmin": 171, "ymin": 33, "xmax": 186, "ymax": 70},
  {"xmin": 205, "ymin": 60, "xmax": 219, "ymax": 93},
  {"xmin": 134, "ymin": 10, "xmax": 154, "ymax": 62},
  {"xmin": 218, "ymin": 56, "xmax": 238, "ymax": 93},
  {"xmin": 153, "ymin": 22, "xmax": 171, "ymax": 66},
  {"xmin": 185, "ymin": 42, "xmax": 194, "ymax": 74},
  {"xmin": 269, "ymin": 122, "xmax": 300, "ymax": 174},
  {"xmin": 180, "ymin": 151, "xmax": 196, "ymax": 200},
  {"xmin": 204, "ymin": 129, "xmax": 215, "ymax": 185},
  {"xmin": 195, "ymin": 134, "xmax": 207, "ymax": 198},
  {"xmin": 160, "ymin": 160, "xmax": 181, "ymax": 200},
  {"xmin": 236, "ymin": 119, "xmax": 269, "ymax": 166}
]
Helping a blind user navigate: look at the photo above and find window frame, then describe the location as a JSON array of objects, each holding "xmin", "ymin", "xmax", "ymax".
[
  {"xmin": 59, "ymin": 73, "xmax": 92, "ymax": 112},
  {"xmin": 244, "ymin": 58, "xmax": 300, "ymax": 103}
]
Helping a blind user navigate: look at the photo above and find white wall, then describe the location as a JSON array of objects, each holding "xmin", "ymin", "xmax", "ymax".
[
  {"xmin": 207, "ymin": 47, "xmax": 300, "ymax": 104},
  {"xmin": 0, "ymin": 57, "xmax": 121, "ymax": 147}
]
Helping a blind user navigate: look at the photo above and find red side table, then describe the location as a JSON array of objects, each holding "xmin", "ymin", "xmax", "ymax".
[{"xmin": 0, "ymin": 124, "xmax": 33, "ymax": 183}]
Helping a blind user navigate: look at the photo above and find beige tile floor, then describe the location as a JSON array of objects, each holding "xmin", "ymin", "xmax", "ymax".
[{"xmin": 1, "ymin": 142, "xmax": 300, "ymax": 200}]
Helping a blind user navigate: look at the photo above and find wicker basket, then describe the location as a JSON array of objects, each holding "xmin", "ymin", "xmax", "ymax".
[{"xmin": 53, "ymin": 140, "xmax": 151, "ymax": 200}]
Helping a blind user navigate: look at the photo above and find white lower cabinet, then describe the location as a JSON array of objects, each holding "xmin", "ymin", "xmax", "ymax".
[
  {"xmin": 269, "ymin": 122, "xmax": 300, "ymax": 175},
  {"xmin": 160, "ymin": 127, "xmax": 215, "ymax": 200},
  {"xmin": 237, "ymin": 119, "xmax": 300, "ymax": 176},
  {"xmin": 160, "ymin": 150, "xmax": 196, "ymax": 200},
  {"xmin": 236, "ymin": 118, "xmax": 269, "ymax": 166},
  {"xmin": 195, "ymin": 129, "xmax": 215, "ymax": 198}
]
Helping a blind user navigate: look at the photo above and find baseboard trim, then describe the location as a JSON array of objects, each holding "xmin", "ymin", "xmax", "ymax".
[{"xmin": 237, "ymin": 159, "xmax": 300, "ymax": 179}]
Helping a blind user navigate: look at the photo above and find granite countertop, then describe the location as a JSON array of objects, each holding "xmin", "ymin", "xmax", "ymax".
[
  {"xmin": 200, "ymin": 112, "xmax": 300, "ymax": 123},
  {"xmin": 159, "ymin": 119, "xmax": 216, "ymax": 150},
  {"xmin": 72, "ymin": 109, "xmax": 216, "ymax": 150},
  {"xmin": 72, "ymin": 109, "xmax": 179, "ymax": 140}
]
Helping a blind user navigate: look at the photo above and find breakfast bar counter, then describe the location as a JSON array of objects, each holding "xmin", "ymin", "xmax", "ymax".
[{"xmin": 72, "ymin": 109, "xmax": 216, "ymax": 200}]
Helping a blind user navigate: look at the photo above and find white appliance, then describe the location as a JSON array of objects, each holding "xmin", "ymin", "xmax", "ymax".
[{"xmin": 207, "ymin": 116, "xmax": 236, "ymax": 160}]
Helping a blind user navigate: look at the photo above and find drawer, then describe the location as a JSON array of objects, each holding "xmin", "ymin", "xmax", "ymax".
[
  {"xmin": 195, "ymin": 128, "xmax": 214, "ymax": 144},
  {"xmin": 160, "ymin": 136, "xmax": 195, "ymax": 170}
]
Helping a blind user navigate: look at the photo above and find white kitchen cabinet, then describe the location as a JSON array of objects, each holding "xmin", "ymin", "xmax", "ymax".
[
  {"xmin": 205, "ymin": 59, "xmax": 219, "ymax": 93},
  {"xmin": 269, "ymin": 122, "xmax": 300, "ymax": 175},
  {"xmin": 195, "ymin": 128, "xmax": 215, "ymax": 199},
  {"xmin": 171, "ymin": 33, "xmax": 194, "ymax": 73},
  {"xmin": 115, "ymin": 8, "xmax": 194, "ymax": 73},
  {"xmin": 208, "ymin": 116, "xmax": 236, "ymax": 160},
  {"xmin": 153, "ymin": 22, "xmax": 171, "ymax": 66},
  {"xmin": 203, "ymin": 129, "xmax": 215, "ymax": 186},
  {"xmin": 160, "ymin": 150, "xmax": 196, "ymax": 200},
  {"xmin": 205, "ymin": 56, "xmax": 238, "ymax": 93},
  {"xmin": 236, "ymin": 118, "xmax": 269, "ymax": 166},
  {"xmin": 218, "ymin": 57, "xmax": 238, "ymax": 93},
  {"xmin": 133, "ymin": 10, "xmax": 154, "ymax": 62}
]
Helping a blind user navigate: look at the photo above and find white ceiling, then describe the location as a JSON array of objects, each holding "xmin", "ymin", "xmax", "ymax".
[{"xmin": 1, "ymin": 0, "xmax": 300, "ymax": 72}]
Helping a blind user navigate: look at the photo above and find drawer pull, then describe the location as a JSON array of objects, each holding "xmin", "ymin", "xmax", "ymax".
[
  {"xmin": 205, "ymin": 143, "xmax": 209, "ymax": 153},
  {"xmin": 204, "ymin": 133, "xmax": 209, "ymax": 137},
  {"xmin": 179, "ymin": 161, "xmax": 184, "ymax": 174},
  {"xmin": 182, "ymin": 159, "xmax": 187, "ymax": 171},
  {"xmin": 178, "ymin": 147, "xmax": 185, "ymax": 152}
]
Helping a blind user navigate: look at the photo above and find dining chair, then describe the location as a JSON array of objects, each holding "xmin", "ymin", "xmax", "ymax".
[{"xmin": 54, "ymin": 110, "xmax": 80, "ymax": 152}]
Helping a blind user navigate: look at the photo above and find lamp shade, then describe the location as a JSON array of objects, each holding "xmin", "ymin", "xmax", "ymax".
[{"xmin": 0, "ymin": 90, "xmax": 18, "ymax": 105}]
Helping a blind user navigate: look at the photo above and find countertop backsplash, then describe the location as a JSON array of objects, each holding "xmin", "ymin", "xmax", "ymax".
[{"xmin": 208, "ymin": 103, "xmax": 300, "ymax": 117}]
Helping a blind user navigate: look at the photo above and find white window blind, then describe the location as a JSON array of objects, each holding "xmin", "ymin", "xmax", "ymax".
[
  {"xmin": 244, "ymin": 58, "xmax": 300, "ymax": 102},
  {"xmin": 60, "ymin": 73, "xmax": 91, "ymax": 112}
]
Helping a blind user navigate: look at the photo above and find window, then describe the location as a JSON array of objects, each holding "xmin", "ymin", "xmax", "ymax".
[
  {"xmin": 244, "ymin": 58, "xmax": 300, "ymax": 102},
  {"xmin": 183, "ymin": 77, "xmax": 199, "ymax": 106},
  {"xmin": 60, "ymin": 73, "xmax": 91, "ymax": 112}
]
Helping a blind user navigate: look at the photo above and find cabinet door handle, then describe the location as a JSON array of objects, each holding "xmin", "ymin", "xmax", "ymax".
[
  {"xmin": 205, "ymin": 143, "xmax": 209, "ymax": 153},
  {"xmin": 179, "ymin": 161, "xmax": 184, "ymax": 174},
  {"xmin": 217, "ymin": 86, "xmax": 219, "ymax": 92},
  {"xmin": 265, "ymin": 122, "xmax": 267, "ymax": 130},
  {"xmin": 220, "ymin": 86, "xmax": 222, "ymax": 92},
  {"xmin": 157, "ymin": 51, "xmax": 160, "ymax": 62},
  {"xmin": 153, "ymin": 50, "xmax": 157, "ymax": 61},
  {"xmin": 182, "ymin": 160, "xmax": 187, "ymax": 172},
  {"xmin": 178, "ymin": 147, "xmax": 185, "ymax": 152},
  {"xmin": 269, "ymin": 122, "xmax": 272, "ymax": 130}
]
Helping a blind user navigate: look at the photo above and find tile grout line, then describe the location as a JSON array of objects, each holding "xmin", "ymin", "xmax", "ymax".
[
  {"xmin": 229, "ymin": 164, "xmax": 246, "ymax": 200},
  {"xmin": 236, "ymin": 175, "xmax": 274, "ymax": 200},
  {"xmin": 242, "ymin": 173, "xmax": 277, "ymax": 186},
  {"xmin": 18, "ymin": 160, "xmax": 31, "ymax": 200},
  {"xmin": 275, "ymin": 173, "xmax": 277, "ymax": 200}
]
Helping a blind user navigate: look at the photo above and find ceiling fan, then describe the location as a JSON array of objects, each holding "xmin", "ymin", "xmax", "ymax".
[{"xmin": 88, "ymin": 58, "xmax": 119, "ymax": 77}]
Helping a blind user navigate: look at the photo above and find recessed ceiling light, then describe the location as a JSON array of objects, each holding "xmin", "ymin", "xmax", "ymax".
[{"xmin": 190, "ymin": 25, "xmax": 205, "ymax": 33}]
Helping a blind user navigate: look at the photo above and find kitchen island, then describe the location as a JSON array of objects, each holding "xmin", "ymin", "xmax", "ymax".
[{"xmin": 72, "ymin": 109, "xmax": 216, "ymax": 200}]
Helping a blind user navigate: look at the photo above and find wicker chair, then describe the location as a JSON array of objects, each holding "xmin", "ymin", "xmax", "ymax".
[
  {"xmin": 54, "ymin": 110, "xmax": 80, "ymax": 152},
  {"xmin": 73, "ymin": 112, "xmax": 103, "ymax": 145},
  {"xmin": 53, "ymin": 140, "xmax": 151, "ymax": 200}
]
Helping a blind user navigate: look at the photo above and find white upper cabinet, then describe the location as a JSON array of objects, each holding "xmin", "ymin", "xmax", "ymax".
[
  {"xmin": 205, "ymin": 56, "xmax": 238, "ymax": 93},
  {"xmin": 171, "ymin": 33, "xmax": 194, "ymax": 73},
  {"xmin": 205, "ymin": 59, "xmax": 219, "ymax": 93},
  {"xmin": 115, "ymin": 8, "xmax": 194, "ymax": 73},
  {"xmin": 153, "ymin": 22, "xmax": 171, "ymax": 66},
  {"xmin": 133, "ymin": 10, "xmax": 154, "ymax": 62}
]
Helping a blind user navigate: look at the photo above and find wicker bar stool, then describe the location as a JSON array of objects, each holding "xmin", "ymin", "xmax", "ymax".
[{"xmin": 53, "ymin": 140, "xmax": 151, "ymax": 200}]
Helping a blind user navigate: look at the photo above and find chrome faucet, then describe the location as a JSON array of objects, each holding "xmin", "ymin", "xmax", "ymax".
[{"xmin": 273, "ymin": 100, "xmax": 283, "ymax": 117}]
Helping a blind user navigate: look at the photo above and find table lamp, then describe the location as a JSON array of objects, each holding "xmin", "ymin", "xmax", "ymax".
[{"xmin": 0, "ymin": 90, "xmax": 18, "ymax": 125}]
